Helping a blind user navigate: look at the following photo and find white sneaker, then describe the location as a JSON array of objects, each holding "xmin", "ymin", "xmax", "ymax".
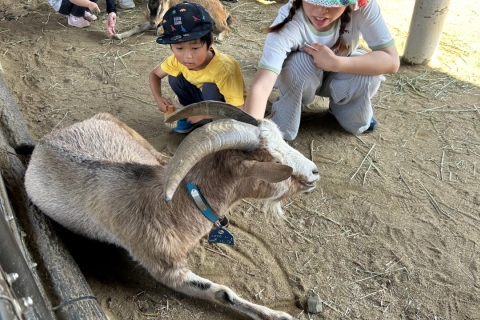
[
  {"xmin": 118, "ymin": 0, "xmax": 135, "ymax": 9},
  {"xmin": 67, "ymin": 14, "xmax": 90, "ymax": 28},
  {"xmin": 84, "ymin": 11, "xmax": 97, "ymax": 21}
]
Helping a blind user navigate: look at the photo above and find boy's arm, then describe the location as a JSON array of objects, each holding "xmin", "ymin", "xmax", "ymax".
[
  {"xmin": 149, "ymin": 65, "xmax": 173, "ymax": 113},
  {"xmin": 69, "ymin": 0, "xmax": 100, "ymax": 12}
]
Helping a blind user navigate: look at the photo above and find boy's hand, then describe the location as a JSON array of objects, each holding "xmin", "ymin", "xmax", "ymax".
[
  {"xmin": 157, "ymin": 97, "xmax": 174, "ymax": 113},
  {"xmin": 88, "ymin": 2, "xmax": 100, "ymax": 13}
]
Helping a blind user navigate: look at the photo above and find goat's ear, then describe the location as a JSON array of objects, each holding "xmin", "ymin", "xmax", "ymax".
[{"xmin": 239, "ymin": 160, "xmax": 293, "ymax": 183}]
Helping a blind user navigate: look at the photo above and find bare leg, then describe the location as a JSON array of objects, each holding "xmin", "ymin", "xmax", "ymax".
[{"xmin": 113, "ymin": 21, "xmax": 151, "ymax": 40}]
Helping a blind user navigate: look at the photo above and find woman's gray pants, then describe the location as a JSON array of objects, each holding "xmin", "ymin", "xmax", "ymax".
[{"xmin": 271, "ymin": 50, "xmax": 385, "ymax": 140}]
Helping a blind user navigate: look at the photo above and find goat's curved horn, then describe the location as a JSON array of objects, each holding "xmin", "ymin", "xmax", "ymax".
[
  {"xmin": 165, "ymin": 101, "xmax": 259, "ymax": 126},
  {"xmin": 164, "ymin": 119, "xmax": 260, "ymax": 201}
]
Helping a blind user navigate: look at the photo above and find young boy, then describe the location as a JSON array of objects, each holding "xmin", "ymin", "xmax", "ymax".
[{"xmin": 149, "ymin": 2, "xmax": 246, "ymax": 133}]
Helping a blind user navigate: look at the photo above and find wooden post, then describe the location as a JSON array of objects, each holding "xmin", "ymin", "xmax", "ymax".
[
  {"xmin": 403, "ymin": 0, "xmax": 451, "ymax": 65},
  {"xmin": 0, "ymin": 75, "xmax": 35, "ymax": 155},
  {"xmin": 1, "ymin": 173, "xmax": 55, "ymax": 320}
]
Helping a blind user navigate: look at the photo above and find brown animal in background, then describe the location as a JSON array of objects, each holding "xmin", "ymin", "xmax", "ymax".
[
  {"xmin": 24, "ymin": 102, "xmax": 319, "ymax": 320},
  {"xmin": 113, "ymin": 0, "xmax": 232, "ymax": 41}
]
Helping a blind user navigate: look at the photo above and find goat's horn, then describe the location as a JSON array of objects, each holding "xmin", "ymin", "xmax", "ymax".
[
  {"xmin": 164, "ymin": 119, "xmax": 260, "ymax": 201},
  {"xmin": 165, "ymin": 101, "xmax": 259, "ymax": 126}
]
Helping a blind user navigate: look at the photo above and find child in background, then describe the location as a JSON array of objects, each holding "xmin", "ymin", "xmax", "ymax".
[
  {"xmin": 48, "ymin": 0, "xmax": 118, "ymax": 32},
  {"xmin": 149, "ymin": 2, "xmax": 246, "ymax": 134},
  {"xmin": 243, "ymin": 0, "xmax": 400, "ymax": 140}
]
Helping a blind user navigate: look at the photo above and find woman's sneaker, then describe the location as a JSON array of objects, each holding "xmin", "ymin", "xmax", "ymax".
[
  {"xmin": 67, "ymin": 14, "xmax": 90, "ymax": 28},
  {"xmin": 366, "ymin": 118, "xmax": 378, "ymax": 132},
  {"xmin": 84, "ymin": 11, "xmax": 97, "ymax": 21}
]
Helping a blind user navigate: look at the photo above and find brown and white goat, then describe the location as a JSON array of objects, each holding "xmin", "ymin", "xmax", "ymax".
[
  {"xmin": 24, "ymin": 102, "xmax": 320, "ymax": 320},
  {"xmin": 113, "ymin": 0, "xmax": 232, "ymax": 41}
]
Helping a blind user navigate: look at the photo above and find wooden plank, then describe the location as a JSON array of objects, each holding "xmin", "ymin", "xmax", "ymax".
[
  {"xmin": 0, "ymin": 172, "xmax": 55, "ymax": 320},
  {"xmin": 0, "ymin": 136, "xmax": 108, "ymax": 320},
  {"xmin": 0, "ymin": 74, "xmax": 35, "ymax": 154}
]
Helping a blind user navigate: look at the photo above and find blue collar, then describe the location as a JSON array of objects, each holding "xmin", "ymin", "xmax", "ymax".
[
  {"xmin": 186, "ymin": 181, "xmax": 235, "ymax": 246},
  {"xmin": 186, "ymin": 181, "xmax": 221, "ymax": 226}
]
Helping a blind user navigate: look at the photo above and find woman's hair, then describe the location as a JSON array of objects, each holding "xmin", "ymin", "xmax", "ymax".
[
  {"xmin": 330, "ymin": 6, "xmax": 352, "ymax": 55},
  {"xmin": 268, "ymin": 0, "xmax": 303, "ymax": 33},
  {"xmin": 268, "ymin": 1, "xmax": 352, "ymax": 56}
]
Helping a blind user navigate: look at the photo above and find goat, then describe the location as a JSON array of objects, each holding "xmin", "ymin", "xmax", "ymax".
[
  {"xmin": 113, "ymin": 0, "xmax": 232, "ymax": 41},
  {"xmin": 24, "ymin": 101, "xmax": 320, "ymax": 320}
]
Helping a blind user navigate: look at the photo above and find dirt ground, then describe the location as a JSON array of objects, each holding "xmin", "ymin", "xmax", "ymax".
[{"xmin": 1, "ymin": 0, "xmax": 479, "ymax": 319}]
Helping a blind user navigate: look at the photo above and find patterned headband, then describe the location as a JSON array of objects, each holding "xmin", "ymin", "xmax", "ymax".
[{"xmin": 302, "ymin": 0, "xmax": 357, "ymax": 7}]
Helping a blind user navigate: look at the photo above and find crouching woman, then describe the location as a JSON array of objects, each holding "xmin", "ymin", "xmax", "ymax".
[{"xmin": 244, "ymin": 0, "xmax": 400, "ymax": 140}]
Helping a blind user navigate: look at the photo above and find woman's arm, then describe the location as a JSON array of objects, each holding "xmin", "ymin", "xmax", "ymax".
[
  {"xmin": 243, "ymin": 69, "xmax": 278, "ymax": 119},
  {"xmin": 105, "ymin": 0, "xmax": 117, "ymax": 13},
  {"xmin": 304, "ymin": 44, "xmax": 400, "ymax": 75},
  {"xmin": 104, "ymin": 0, "xmax": 118, "ymax": 35}
]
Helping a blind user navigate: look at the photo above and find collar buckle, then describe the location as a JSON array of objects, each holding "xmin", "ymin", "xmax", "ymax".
[{"xmin": 186, "ymin": 181, "xmax": 234, "ymax": 246}]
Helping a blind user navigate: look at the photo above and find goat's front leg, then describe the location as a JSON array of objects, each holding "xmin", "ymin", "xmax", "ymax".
[
  {"xmin": 113, "ymin": 21, "xmax": 152, "ymax": 40},
  {"xmin": 158, "ymin": 269, "xmax": 297, "ymax": 320}
]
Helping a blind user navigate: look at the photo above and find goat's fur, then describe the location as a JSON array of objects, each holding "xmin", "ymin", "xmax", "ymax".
[
  {"xmin": 24, "ymin": 113, "xmax": 319, "ymax": 319},
  {"xmin": 113, "ymin": 0, "xmax": 232, "ymax": 41}
]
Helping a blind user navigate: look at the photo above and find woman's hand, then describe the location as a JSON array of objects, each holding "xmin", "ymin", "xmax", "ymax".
[
  {"xmin": 303, "ymin": 43, "xmax": 400, "ymax": 75},
  {"xmin": 303, "ymin": 43, "xmax": 340, "ymax": 72}
]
